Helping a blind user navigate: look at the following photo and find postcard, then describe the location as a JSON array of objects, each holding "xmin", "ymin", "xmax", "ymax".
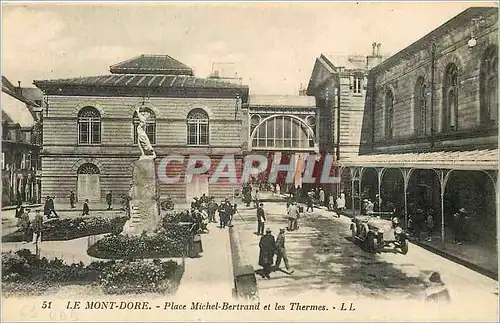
[{"xmin": 1, "ymin": 1, "xmax": 498, "ymax": 322}]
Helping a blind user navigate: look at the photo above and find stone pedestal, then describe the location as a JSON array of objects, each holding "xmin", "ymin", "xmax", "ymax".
[{"xmin": 122, "ymin": 158, "xmax": 161, "ymax": 235}]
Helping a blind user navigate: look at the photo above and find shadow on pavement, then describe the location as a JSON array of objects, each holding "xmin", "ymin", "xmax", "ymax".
[{"xmin": 295, "ymin": 217, "xmax": 427, "ymax": 299}]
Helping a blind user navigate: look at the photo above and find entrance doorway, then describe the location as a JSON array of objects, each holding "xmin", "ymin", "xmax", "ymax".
[
  {"xmin": 77, "ymin": 163, "xmax": 101, "ymax": 202},
  {"xmin": 186, "ymin": 175, "xmax": 209, "ymax": 202}
]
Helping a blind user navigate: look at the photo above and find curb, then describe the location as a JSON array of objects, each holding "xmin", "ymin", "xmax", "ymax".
[
  {"xmin": 409, "ymin": 238, "xmax": 498, "ymax": 281},
  {"xmin": 2, "ymin": 204, "xmax": 42, "ymax": 211}
]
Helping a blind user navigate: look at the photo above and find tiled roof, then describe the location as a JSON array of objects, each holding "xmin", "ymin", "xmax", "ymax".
[
  {"xmin": 33, "ymin": 74, "xmax": 247, "ymax": 90},
  {"xmin": 1, "ymin": 91, "xmax": 35, "ymax": 127},
  {"xmin": 110, "ymin": 54, "xmax": 193, "ymax": 75},
  {"xmin": 339, "ymin": 149, "xmax": 499, "ymax": 171},
  {"xmin": 321, "ymin": 53, "xmax": 368, "ymax": 71},
  {"xmin": 248, "ymin": 94, "xmax": 316, "ymax": 108}
]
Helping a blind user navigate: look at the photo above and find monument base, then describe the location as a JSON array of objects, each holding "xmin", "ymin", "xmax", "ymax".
[{"xmin": 122, "ymin": 158, "xmax": 161, "ymax": 236}]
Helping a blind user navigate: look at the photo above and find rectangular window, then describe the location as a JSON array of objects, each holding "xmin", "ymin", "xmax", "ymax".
[
  {"xmin": 91, "ymin": 122, "xmax": 101, "ymax": 144},
  {"xmin": 79, "ymin": 122, "xmax": 89, "ymax": 144},
  {"xmin": 200, "ymin": 123, "xmax": 209, "ymax": 145}
]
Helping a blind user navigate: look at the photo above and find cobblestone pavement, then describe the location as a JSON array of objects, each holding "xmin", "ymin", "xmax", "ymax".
[{"xmin": 232, "ymin": 201, "xmax": 498, "ymax": 308}]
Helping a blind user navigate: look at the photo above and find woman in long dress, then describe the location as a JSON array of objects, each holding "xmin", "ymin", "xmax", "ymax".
[{"xmin": 136, "ymin": 107, "xmax": 156, "ymax": 159}]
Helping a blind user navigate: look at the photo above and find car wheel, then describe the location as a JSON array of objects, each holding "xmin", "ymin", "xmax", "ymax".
[{"xmin": 400, "ymin": 238, "xmax": 409, "ymax": 255}]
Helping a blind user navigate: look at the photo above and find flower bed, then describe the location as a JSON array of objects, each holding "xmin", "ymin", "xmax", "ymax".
[
  {"xmin": 2, "ymin": 215, "xmax": 129, "ymax": 243},
  {"xmin": 41, "ymin": 216, "xmax": 129, "ymax": 241},
  {"xmin": 2, "ymin": 249, "xmax": 183, "ymax": 295},
  {"xmin": 87, "ymin": 223, "xmax": 192, "ymax": 259}
]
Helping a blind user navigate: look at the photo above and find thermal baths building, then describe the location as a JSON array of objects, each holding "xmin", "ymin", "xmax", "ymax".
[{"xmin": 34, "ymin": 55, "xmax": 249, "ymax": 204}]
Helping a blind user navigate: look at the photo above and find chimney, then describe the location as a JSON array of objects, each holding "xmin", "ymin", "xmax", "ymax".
[{"xmin": 366, "ymin": 42, "xmax": 384, "ymax": 69}]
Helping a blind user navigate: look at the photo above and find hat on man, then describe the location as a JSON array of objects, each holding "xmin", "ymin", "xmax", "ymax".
[
  {"xmin": 279, "ymin": 228, "xmax": 285, "ymax": 233},
  {"xmin": 459, "ymin": 208, "xmax": 467, "ymax": 213},
  {"xmin": 266, "ymin": 228, "xmax": 272, "ymax": 233}
]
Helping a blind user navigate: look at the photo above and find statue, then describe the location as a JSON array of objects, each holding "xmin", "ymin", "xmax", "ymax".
[{"xmin": 135, "ymin": 106, "xmax": 156, "ymax": 159}]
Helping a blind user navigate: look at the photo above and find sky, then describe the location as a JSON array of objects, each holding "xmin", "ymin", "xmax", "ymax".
[{"xmin": 1, "ymin": 1, "xmax": 496, "ymax": 95}]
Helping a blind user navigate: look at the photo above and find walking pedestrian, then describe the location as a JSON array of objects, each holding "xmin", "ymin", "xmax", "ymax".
[
  {"xmin": 106, "ymin": 191, "xmax": 113, "ymax": 210},
  {"xmin": 69, "ymin": 190, "xmax": 76, "ymax": 209},
  {"xmin": 306, "ymin": 191, "xmax": 314, "ymax": 213},
  {"xmin": 82, "ymin": 199, "xmax": 90, "ymax": 216},
  {"xmin": 258, "ymin": 228, "xmax": 275, "ymax": 279},
  {"xmin": 208, "ymin": 198, "xmax": 218, "ymax": 223},
  {"xmin": 274, "ymin": 228, "xmax": 293, "ymax": 273},
  {"xmin": 32, "ymin": 209, "xmax": 43, "ymax": 243},
  {"xmin": 256, "ymin": 203, "xmax": 266, "ymax": 235}
]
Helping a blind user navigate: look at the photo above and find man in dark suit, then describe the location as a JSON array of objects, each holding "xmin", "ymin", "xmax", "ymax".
[
  {"xmin": 258, "ymin": 228, "xmax": 275, "ymax": 279},
  {"xmin": 106, "ymin": 191, "xmax": 113, "ymax": 210},
  {"xmin": 256, "ymin": 203, "xmax": 266, "ymax": 235},
  {"xmin": 82, "ymin": 199, "xmax": 90, "ymax": 216}
]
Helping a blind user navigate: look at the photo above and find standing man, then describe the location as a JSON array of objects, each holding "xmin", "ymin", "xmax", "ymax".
[
  {"xmin": 82, "ymin": 199, "xmax": 90, "ymax": 216},
  {"xmin": 32, "ymin": 209, "xmax": 43, "ymax": 243},
  {"xmin": 287, "ymin": 201, "xmax": 299, "ymax": 231},
  {"xmin": 258, "ymin": 228, "xmax": 275, "ymax": 279},
  {"xmin": 106, "ymin": 191, "xmax": 113, "ymax": 210},
  {"xmin": 69, "ymin": 191, "xmax": 76, "ymax": 209},
  {"xmin": 218, "ymin": 200, "xmax": 227, "ymax": 229},
  {"xmin": 319, "ymin": 188, "xmax": 325, "ymax": 207},
  {"xmin": 275, "ymin": 228, "xmax": 293, "ymax": 273},
  {"xmin": 256, "ymin": 203, "xmax": 266, "ymax": 235}
]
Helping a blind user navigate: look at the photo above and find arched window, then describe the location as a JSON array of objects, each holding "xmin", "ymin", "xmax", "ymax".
[
  {"xmin": 77, "ymin": 163, "xmax": 100, "ymax": 174},
  {"xmin": 414, "ymin": 77, "xmax": 428, "ymax": 135},
  {"xmin": 385, "ymin": 90, "xmax": 394, "ymax": 139},
  {"xmin": 187, "ymin": 109, "xmax": 209, "ymax": 145},
  {"xmin": 442, "ymin": 64, "xmax": 459, "ymax": 132},
  {"xmin": 133, "ymin": 108, "xmax": 156, "ymax": 144},
  {"xmin": 480, "ymin": 46, "xmax": 498, "ymax": 125},
  {"xmin": 250, "ymin": 115, "xmax": 315, "ymax": 149},
  {"xmin": 78, "ymin": 107, "xmax": 101, "ymax": 144}
]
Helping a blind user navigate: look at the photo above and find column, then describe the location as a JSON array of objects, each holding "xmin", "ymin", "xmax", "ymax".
[
  {"xmin": 377, "ymin": 168, "xmax": 385, "ymax": 211},
  {"xmin": 400, "ymin": 168, "xmax": 414, "ymax": 230},
  {"xmin": 436, "ymin": 169, "xmax": 452, "ymax": 244}
]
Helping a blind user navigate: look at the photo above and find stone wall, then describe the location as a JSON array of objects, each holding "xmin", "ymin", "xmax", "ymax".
[{"xmin": 368, "ymin": 7, "xmax": 498, "ymax": 153}]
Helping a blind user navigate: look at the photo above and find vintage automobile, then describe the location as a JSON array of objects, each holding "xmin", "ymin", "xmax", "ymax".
[{"xmin": 350, "ymin": 212, "xmax": 409, "ymax": 254}]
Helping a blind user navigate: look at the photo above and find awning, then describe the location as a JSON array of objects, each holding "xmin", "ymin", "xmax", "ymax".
[{"xmin": 338, "ymin": 149, "xmax": 498, "ymax": 171}]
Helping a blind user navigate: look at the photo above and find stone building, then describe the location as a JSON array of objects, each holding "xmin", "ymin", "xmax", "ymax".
[
  {"xmin": 34, "ymin": 54, "xmax": 249, "ymax": 204},
  {"xmin": 306, "ymin": 44, "xmax": 386, "ymax": 196},
  {"xmin": 339, "ymin": 7, "xmax": 498, "ymax": 276},
  {"xmin": 2, "ymin": 76, "xmax": 42, "ymax": 206},
  {"xmin": 242, "ymin": 94, "xmax": 319, "ymax": 193}
]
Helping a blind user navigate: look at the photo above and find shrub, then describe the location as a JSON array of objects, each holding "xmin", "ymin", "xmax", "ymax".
[
  {"xmin": 87, "ymin": 224, "xmax": 191, "ymax": 259},
  {"xmin": 2, "ymin": 249, "xmax": 183, "ymax": 295},
  {"xmin": 41, "ymin": 215, "xmax": 128, "ymax": 241},
  {"xmin": 161, "ymin": 210, "xmax": 192, "ymax": 225}
]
